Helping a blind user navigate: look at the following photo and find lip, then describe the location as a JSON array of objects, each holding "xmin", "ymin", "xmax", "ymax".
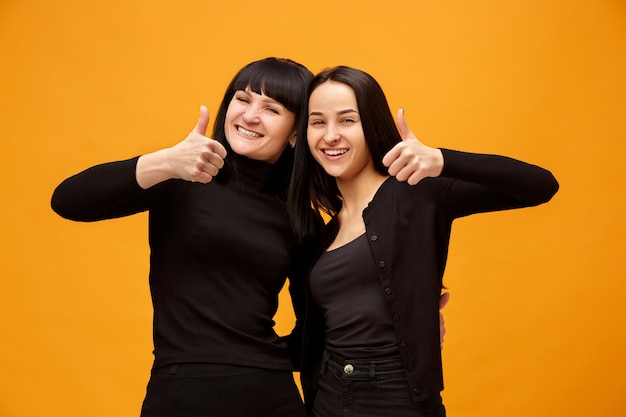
[
  {"xmin": 235, "ymin": 125, "xmax": 263, "ymax": 139},
  {"xmin": 321, "ymin": 148, "xmax": 348, "ymax": 159}
]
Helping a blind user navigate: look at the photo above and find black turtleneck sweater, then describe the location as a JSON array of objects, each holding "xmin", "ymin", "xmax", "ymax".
[{"xmin": 51, "ymin": 155, "xmax": 306, "ymax": 371}]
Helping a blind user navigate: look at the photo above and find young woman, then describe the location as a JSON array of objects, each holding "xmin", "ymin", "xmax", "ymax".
[{"xmin": 288, "ymin": 66, "xmax": 559, "ymax": 417}]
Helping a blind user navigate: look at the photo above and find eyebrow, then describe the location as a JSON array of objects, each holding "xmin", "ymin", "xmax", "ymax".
[
  {"xmin": 239, "ymin": 89, "xmax": 284, "ymax": 106},
  {"xmin": 309, "ymin": 109, "xmax": 359, "ymax": 116}
]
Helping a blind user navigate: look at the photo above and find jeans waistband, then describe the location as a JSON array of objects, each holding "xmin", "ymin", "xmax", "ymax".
[
  {"xmin": 322, "ymin": 351, "xmax": 407, "ymax": 380},
  {"xmin": 151, "ymin": 363, "xmax": 261, "ymax": 376}
]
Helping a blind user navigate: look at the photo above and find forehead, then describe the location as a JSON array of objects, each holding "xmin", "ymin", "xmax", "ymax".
[{"xmin": 309, "ymin": 81, "xmax": 358, "ymax": 110}]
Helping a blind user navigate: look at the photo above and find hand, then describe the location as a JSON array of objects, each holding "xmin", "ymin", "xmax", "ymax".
[
  {"xmin": 136, "ymin": 106, "xmax": 228, "ymax": 188},
  {"xmin": 382, "ymin": 108, "xmax": 444, "ymax": 185},
  {"xmin": 168, "ymin": 105, "xmax": 228, "ymax": 183},
  {"xmin": 439, "ymin": 292, "xmax": 450, "ymax": 350}
]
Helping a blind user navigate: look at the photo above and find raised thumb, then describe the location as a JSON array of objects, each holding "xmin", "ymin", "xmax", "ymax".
[{"xmin": 193, "ymin": 105, "xmax": 210, "ymax": 135}]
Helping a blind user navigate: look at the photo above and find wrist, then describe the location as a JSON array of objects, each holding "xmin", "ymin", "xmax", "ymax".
[{"xmin": 136, "ymin": 148, "xmax": 175, "ymax": 189}]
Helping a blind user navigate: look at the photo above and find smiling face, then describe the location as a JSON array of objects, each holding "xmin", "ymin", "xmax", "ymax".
[
  {"xmin": 307, "ymin": 81, "xmax": 375, "ymax": 181},
  {"xmin": 225, "ymin": 88, "xmax": 297, "ymax": 163}
]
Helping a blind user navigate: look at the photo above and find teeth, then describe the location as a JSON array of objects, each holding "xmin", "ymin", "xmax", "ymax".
[
  {"xmin": 237, "ymin": 126, "xmax": 261, "ymax": 138},
  {"xmin": 324, "ymin": 149, "xmax": 347, "ymax": 156}
]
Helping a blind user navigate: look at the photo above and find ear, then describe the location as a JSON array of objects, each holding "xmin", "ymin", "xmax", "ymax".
[{"xmin": 288, "ymin": 131, "xmax": 297, "ymax": 148}]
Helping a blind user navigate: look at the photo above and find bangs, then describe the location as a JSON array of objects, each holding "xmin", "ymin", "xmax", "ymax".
[{"xmin": 231, "ymin": 59, "xmax": 309, "ymax": 114}]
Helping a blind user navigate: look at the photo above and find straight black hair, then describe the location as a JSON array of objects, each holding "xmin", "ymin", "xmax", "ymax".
[{"xmin": 288, "ymin": 66, "xmax": 403, "ymax": 241}]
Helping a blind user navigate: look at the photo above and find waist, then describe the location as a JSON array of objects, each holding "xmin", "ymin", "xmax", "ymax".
[
  {"xmin": 322, "ymin": 351, "xmax": 408, "ymax": 380},
  {"xmin": 151, "ymin": 362, "xmax": 278, "ymax": 377}
]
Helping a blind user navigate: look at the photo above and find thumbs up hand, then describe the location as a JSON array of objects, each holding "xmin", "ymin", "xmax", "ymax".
[
  {"xmin": 382, "ymin": 108, "xmax": 444, "ymax": 185},
  {"xmin": 136, "ymin": 106, "xmax": 228, "ymax": 188},
  {"xmin": 168, "ymin": 105, "xmax": 228, "ymax": 183}
]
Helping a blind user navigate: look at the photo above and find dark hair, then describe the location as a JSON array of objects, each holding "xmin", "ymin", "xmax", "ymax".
[
  {"xmin": 288, "ymin": 66, "xmax": 402, "ymax": 241},
  {"xmin": 212, "ymin": 58, "xmax": 313, "ymax": 191}
]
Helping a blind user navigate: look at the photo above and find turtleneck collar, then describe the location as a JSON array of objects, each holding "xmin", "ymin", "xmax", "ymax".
[{"xmin": 227, "ymin": 152, "xmax": 290, "ymax": 196}]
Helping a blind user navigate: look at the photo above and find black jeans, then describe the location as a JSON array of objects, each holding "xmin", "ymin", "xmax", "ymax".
[
  {"xmin": 311, "ymin": 351, "xmax": 445, "ymax": 417},
  {"xmin": 140, "ymin": 363, "xmax": 306, "ymax": 417}
]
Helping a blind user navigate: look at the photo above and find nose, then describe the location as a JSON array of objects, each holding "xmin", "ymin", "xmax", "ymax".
[
  {"xmin": 323, "ymin": 124, "xmax": 340, "ymax": 144},
  {"xmin": 242, "ymin": 105, "xmax": 261, "ymax": 124}
]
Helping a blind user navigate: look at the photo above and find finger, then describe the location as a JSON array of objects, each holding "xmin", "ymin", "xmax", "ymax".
[
  {"xmin": 208, "ymin": 138, "xmax": 228, "ymax": 160},
  {"xmin": 396, "ymin": 108, "xmax": 416, "ymax": 141},
  {"xmin": 439, "ymin": 292, "xmax": 450, "ymax": 310},
  {"xmin": 189, "ymin": 170, "xmax": 214, "ymax": 184},
  {"xmin": 193, "ymin": 105, "xmax": 211, "ymax": 135},
  {"xmin": 406, "ymin": 172, "xmax": 426, "ymax": 186},
  {"xmin": 390, "ymin": 161, "xmax": 411, "ymax": 181},
  {"xmin": 382, "ymin": 143, "xmax": 401, "ymax": 168},
  {"xmin": 398, "ymin": 167, "xmax": 425, "ymax": 186},
  {"xmin": 203, "ymin": 148, "xmax": 226, "ymax": 171}
]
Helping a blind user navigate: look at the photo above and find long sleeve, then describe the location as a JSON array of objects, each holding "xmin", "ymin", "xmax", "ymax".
[
  {"xmin": 435, "ymin": 149, "xmax": 559, "ymax": 218},
  {"xmin": 51, "ymin": 157, "xmax": 150, "ymax": 221}
]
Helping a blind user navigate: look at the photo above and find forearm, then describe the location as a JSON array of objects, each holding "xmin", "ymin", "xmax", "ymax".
[
  {"xmin": 439, "ymin": 149, "xmax": 559, "ymax": 204},
  {"xmin": 136, "ymin": 148, "xmax": 177, "ymax": 189},
  {"xmin": 51, "ymin": 157, "xmax": 146, "ymax": 221}
]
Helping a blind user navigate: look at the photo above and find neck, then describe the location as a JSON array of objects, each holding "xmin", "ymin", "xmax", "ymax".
[{"xmin": 336, "ymin": 169, "xmax": 389, "ymax": 216}]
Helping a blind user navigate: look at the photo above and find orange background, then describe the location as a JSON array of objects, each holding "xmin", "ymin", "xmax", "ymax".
[{"xmin": 2, "ymin": 1, "xmax": 625, "ymax": 416}]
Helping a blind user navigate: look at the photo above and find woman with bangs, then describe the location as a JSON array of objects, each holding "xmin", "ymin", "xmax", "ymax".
[{"xmin": 52, "ymin": 58, "xmax": 314, "ymax": 417}]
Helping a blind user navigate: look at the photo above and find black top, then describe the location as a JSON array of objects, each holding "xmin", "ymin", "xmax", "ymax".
[
  {"xmin": 300, "ymin": 149, "xmax": 559, "ymax": 407},
  {"xmin": 310, "ymin": 233, "xmax": 398, "ymax": 359},
  {"xmin": 51, "ymin": 154, "xmax": 309, "ymax": 371}
]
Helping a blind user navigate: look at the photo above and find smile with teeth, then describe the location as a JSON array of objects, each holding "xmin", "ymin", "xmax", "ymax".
[
  {"xmin": 237, "ymin": 126, "xmax": 262, "ymax": 138},
  {"xmin": 324, "ymin": 149, "xmax": 348, "ymax": 156}
]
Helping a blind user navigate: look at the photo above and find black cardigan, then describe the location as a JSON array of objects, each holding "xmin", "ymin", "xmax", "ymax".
[{"xmin": 300, "ymin": 148, "xmax": 559, "ymax": 407}]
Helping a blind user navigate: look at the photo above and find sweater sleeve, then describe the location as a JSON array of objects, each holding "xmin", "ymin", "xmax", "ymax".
[
  {"xmin": 435, "ymin": 149, "xmax": 559, "ymax": 218},
  {"xmin": 51, "ymin": 157, "xmax": 151, "ymax": 222}
]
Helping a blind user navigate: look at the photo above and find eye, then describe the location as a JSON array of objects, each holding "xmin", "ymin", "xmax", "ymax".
[
  {"xmin": 309, "ymin": 118, "xmax": 325, "ymax": 126},
  {"xmin": 341, "ymin": 117, "xmax": 355, "ymax": 124},
  {"xmin": 266, "ymin": 106, "xmax": 280, "ymax": 114}
]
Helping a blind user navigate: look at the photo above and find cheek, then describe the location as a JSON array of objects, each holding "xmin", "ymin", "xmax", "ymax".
[
  {"xmin": 306, "ymin": 127, "xmax": 318, "ymax": 147},
  {"xmin": 224, "ymin": 106, "xmax": 235, "ymax": 131}
]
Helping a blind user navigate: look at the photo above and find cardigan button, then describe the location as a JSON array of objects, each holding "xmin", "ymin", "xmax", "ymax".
[
  {"xmin": 370, "ymin": 235, "xmax": 378, "ymax": 242},
  {"xmin": 399, "ymin": 340, "xmax": 407, "ymax": 348},
  {"xmin": 406, "ymin": 363, "xmax": 414, "ymax": 371},
  {"xmin": 413, "ymin": 387, "xmax": 421, "ymax": 396},
  {"xmin": 378, "ymin": 261, "xmax": 386, "ymax": 268},
  {"xmin": 392, "ymin": 313, "xmax": 400, "ymax": 321},
  {"xmin": 385, "ymin": 287, "xmax": 392, "ymax": 295}
]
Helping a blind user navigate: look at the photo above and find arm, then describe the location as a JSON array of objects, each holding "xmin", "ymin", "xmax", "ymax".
[
  {"xmin": 51, "ymin": 106, "xmax": 227, "ymax": 221},
  {"xmin": 283, "ymin": 223, "xmax": 324, "ymax": 370},
  {"xmin": 438, "ymin": 148, "xmax": 559, "ymax": 210},
  {"xmin": 383, "ymin": 108, "xmax": 558, "ymax": 215},
  {"xmin": 51, "ymin": 157, "xmax": 148, "ymax": 221}
]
